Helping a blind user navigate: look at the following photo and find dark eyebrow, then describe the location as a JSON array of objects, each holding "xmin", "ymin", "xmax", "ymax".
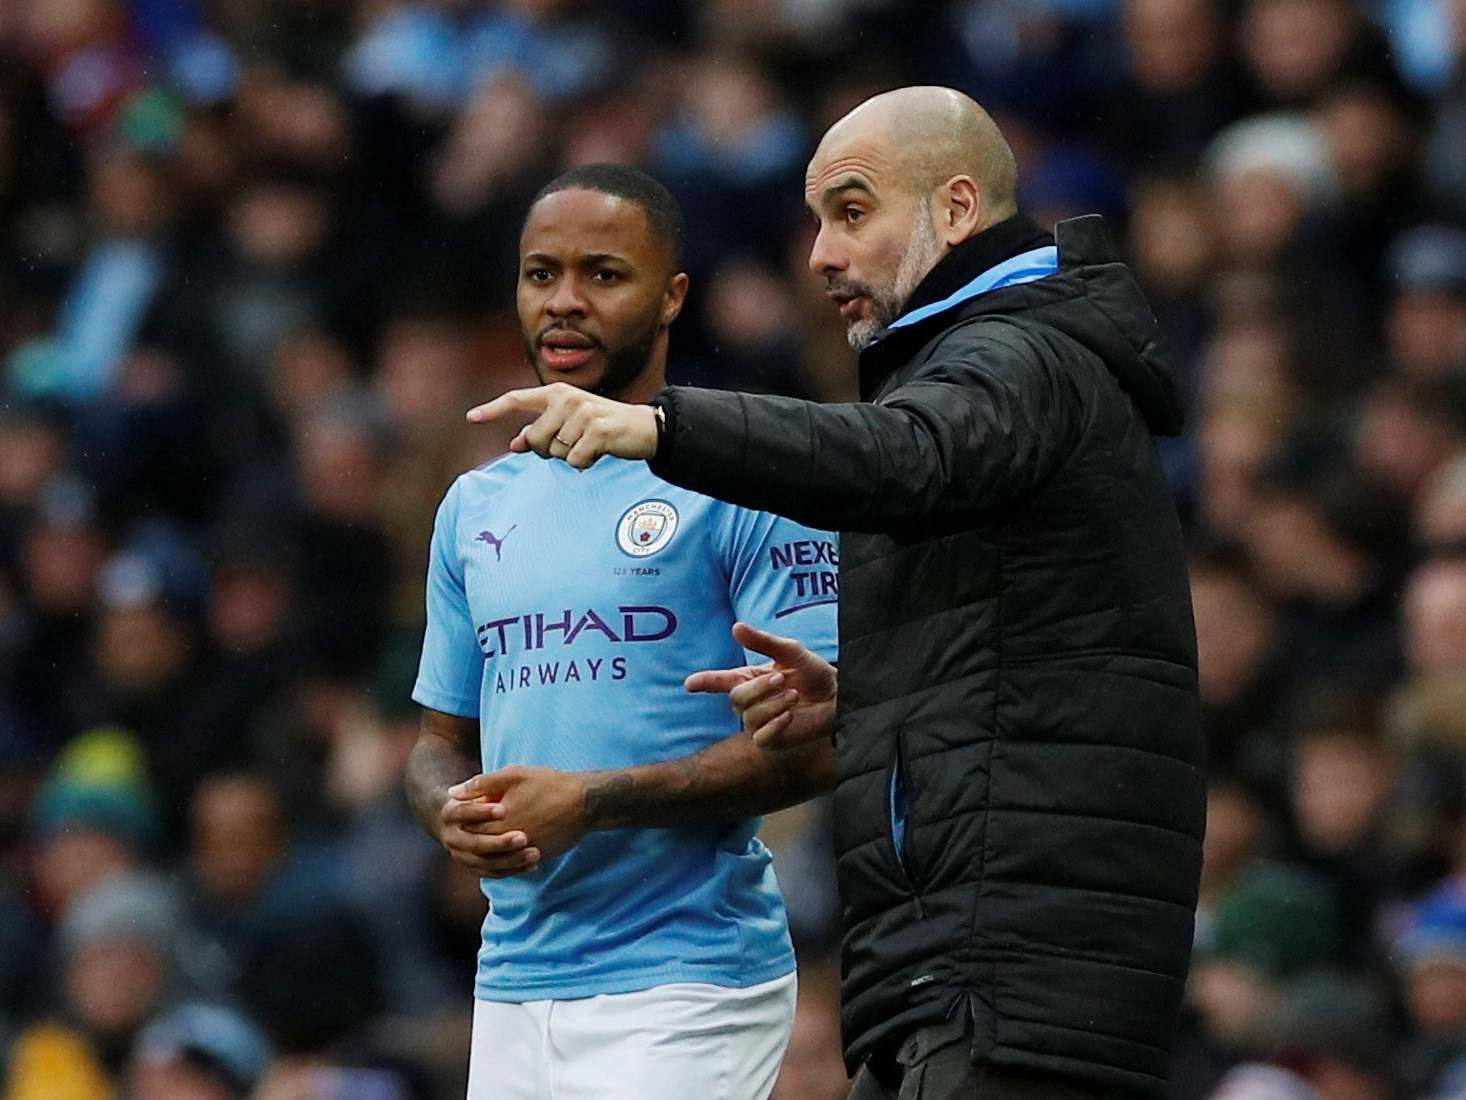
[
  {"xmin": 522, "ymin": 251, "xmax": 632, "ymax": 267},
  {"xmin": 807, "ymin": 176, "xmax": 876, "ymax": 218},
  {"xmin": 825, "ymin": 176, "xmax": 875, "ymax": 201}
]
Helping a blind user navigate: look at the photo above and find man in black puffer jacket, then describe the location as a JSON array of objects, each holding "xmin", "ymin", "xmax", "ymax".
[{"xmin": 470, "ymin": 87, "xmax": 1205, "ymax": 1100}]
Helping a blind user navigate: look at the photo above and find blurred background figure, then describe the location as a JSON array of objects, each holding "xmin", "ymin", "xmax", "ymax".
[
  {"xmin": 769, "ymin": 964, "xmax": 848, "ymax": 1100},
  {"xmin": 2, "ymin": 0, "xmax": 1466, "ymax": 1096},
  {"xmin": 126, "ymin": 1002, "xmax": 272, "ymax": 1100},
  {"xmin": 6, "ymin": 870, "xmax": 185, "ymax": 1100},
  {"xmin": 1386, "ymin": 225, "xmax": 1466, "ymax": 378}
]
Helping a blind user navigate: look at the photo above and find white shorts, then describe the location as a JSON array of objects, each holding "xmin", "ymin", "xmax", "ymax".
[{"xmin": 465, "ymin": 972, "xmax": 797, "ymax": 1100}]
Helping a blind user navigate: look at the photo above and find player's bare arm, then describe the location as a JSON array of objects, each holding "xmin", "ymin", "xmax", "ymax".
[
  {"xmin": 407, "ymin": 708, "xmax": 540, "ymax": 878},
  {"xmin": 451, "ymin": 726, "xmax": 833, "ymax": 870},
  {"xmin": 577, "ymin": 725, "xmax": 833, "ymax": 830}
]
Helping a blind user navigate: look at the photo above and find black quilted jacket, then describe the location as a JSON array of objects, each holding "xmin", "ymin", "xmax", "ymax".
[{"xmin": 649, "ymin": 214, "xmax": 1205, "ymax": 1098}]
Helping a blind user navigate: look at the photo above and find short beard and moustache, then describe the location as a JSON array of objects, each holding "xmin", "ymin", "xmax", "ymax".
[
  {"xmin": 830, "ymin": 198, "xmax": 944, "ymax": 352},
  {"xmin": 525, "ymin": 311, "xmax": 661, "ymax": 400}
]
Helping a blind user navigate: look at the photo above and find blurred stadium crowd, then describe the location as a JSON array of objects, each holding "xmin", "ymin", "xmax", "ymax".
[{"xmin": 3, "ymin": 0, "xmax": 1466, "ymax": 1097}]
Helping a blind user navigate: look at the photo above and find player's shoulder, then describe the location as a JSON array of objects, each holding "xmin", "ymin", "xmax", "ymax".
[
  {"xmin": 703, "ymin": 492, "xmax": 839, "ymax": 542},
  {"xmin": 446, "ymin": 451, "xmax": 537, "ymax": 502},
  {"xmin": 466, "ymin": 449, "xmax": 536, "ymax": 482},
  {"xmin": 429, "ymin": 453, "xmax": 536, "ymax": 534}
]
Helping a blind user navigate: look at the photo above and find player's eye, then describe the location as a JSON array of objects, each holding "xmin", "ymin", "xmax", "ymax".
[
  {"xmin": 592, "ymin": 269, "xmax": 623, "ymax": 283},
  {"xmin": 844, "ymin": 205, "xmax": 865, "ymax": 225},
  {"xmin": 525, "ymin": 268, "xmax": 553, "ymax": 283}
]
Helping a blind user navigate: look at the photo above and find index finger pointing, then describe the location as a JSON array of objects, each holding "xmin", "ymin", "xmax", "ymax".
[
  {"xmin": 684, "ymin": 668, "xmax": 757, "ymax": 694},
  {"xmin": 730, "ymin": 622, "xmax": 809, "ymax": 665},
  {"xmin": 466, "ymin": 388, "xmax": 550, "ymax": 423}
]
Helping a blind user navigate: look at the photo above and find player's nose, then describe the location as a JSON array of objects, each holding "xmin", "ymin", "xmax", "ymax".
[{"xmin": 545, "ymin": 274, "xmax": 589, "ymax": 317}]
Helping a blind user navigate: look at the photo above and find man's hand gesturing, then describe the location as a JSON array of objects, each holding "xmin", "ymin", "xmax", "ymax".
[
  {"xmin": 466, "ymin": 383, "xmax": 658, "ymax": 470},
  {"xmin": 685, "ymin": 623, "xmax": 838, "ymax": 750}
]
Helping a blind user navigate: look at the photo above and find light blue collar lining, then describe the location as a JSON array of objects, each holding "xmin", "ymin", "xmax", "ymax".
[{"xmin": 886, "ymin": 245, "xmax": 1059, "ymax": 331}]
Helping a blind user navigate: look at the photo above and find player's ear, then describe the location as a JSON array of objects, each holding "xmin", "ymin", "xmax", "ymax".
[{"xmin": 662, "ymin": 272, "xmax": 689, "ymax": 328}]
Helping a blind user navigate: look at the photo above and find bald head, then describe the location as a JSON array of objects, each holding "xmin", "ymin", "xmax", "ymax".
[
  {"xmin": 805, "ymin": 86, "xmax": 1021, "ymax": 350},
  {"xmin": 814, "ymin": 87, "xmax": 1018, "ymax": 225}
]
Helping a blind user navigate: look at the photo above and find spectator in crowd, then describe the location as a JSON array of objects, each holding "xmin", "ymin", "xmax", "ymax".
[
  {"xmin": 1188, "ymin": 547, "xmax": 1288, "ymax": 770},
  {"xmin": 1204, "ymin": 113, "xmax": 1339, "ymax": 270},
  {"xmin": 1392, "ymin": 884, "xmax": 1466, "ymax": 1094},
  {"xmin": 1237, "ymin": 0, "xmax": 1401, "ymax": 110},
  {"xmin": 1422, "ymin": 0, "xmax": 1466, "ymax": 221},
  {"xmin": 1285, "ymin": 712, "xmax": 1402, "ymax": 959},
  {"xmin": 1107, "ymin": 0, "xmax": 1240, "ymax": 172},
  {"xmin": 1385, "ymin": 225, "xmax": 1466, "ymax": 377},
  {"xmin": 0, "ymin": 728, "xmax": 159, "ymax": 1029},
  {"xmin": 1356, "ymin": 373, "xmax": 1466, "ymax": 503},
  {"xmin": 183, "ymin": 772, "xmax": 352, "ymax": 986},
  {"xmin": 1418, "ymin": 453, "xmax": 1466, "ymax": 552},
  {"xmin": 1404, "ymin": 557, "xmax": 1466, "ymax": 676},
  {"xmin": 1189, "ymin": 863, "xmax": 1344, "ymax": 1062},
  {"xmin": 1204, "ymin": 974, "xmax": 1395, "ymax": 1099},
  {"xmin": 10, "ymin": 477, "xmax": 110, "ymax": 746},
  {"xmin": 32, "ymin": 148, "xmax": 176, "ymax": 403},
  {"xmin": 126, "ymin": 1002, "xmax": 272, "ymax": 1100},
  {"xmin": 1312, "ymin": 78, "xmax": 1425, "ymax": 310},
  {"xmin": 338, "ymin": 663, "xmax": 479, "ymax": 1019},
  {"xmin": 285, "ymin": 400, "xmax": 396, "ymax": 675},
  {"xmin": 178, "ymin": 771, "xmax": 391, "ymax": 1070},
  {"xmin": 26, "ymin": 728, "xmax": 159, "ymax": 921},
  {"xmin": 5, "ymin": 871, "xmax": 185, "ymax": 1100},
  {"xmin": 1239, "ymin": 465, "xmax": 1406, "ymax": 692}
]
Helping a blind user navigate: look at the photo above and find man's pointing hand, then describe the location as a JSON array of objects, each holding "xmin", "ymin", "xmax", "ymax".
[
  {"xmin": 467, "ymin": 383, "xmax": 659, "ymax": 470},
  {"xmin": 686, "ymin": 622, "xmax": 838, "ymax": 750}
]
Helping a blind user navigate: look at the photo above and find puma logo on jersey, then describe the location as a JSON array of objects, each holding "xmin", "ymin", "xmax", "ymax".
[{"xmin": 476, "ymin": 526, "xmax": 517, "ymax": 560}]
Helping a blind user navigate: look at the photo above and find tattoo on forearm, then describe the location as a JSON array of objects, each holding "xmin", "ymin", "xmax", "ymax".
[
  {"xmin": 581, "ymin": 735, "xmax": 828, "ymax": 831},
  {"xmin": 583, "ymin": 773, "xmax": 636, "ymax": 828},
  {"xmin": 673, "ymin": 753, "xmax": 705, "ymax": 793},
  {"xmin": 406, "ymin": 734, "xmax": 477, "ymax": 834}
]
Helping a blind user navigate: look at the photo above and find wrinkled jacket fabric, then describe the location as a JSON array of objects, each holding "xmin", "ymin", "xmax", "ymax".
[{"xmin": 649, "ymin": 215, "xmax": 1205, "ymax": 1098}]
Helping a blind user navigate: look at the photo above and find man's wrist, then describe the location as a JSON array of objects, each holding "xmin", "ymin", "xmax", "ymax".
[{"xmin": 649, "ymin": 392, "xmax": 675, "ymax": 461}]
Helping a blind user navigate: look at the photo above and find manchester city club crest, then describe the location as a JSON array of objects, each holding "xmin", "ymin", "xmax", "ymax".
[{"xmin": 616, "ymin": 499, "xmax": 679, "ymax": 558}]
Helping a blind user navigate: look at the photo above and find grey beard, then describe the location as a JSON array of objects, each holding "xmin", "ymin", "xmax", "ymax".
[{"xmin": 846, "ymin": 203, "xmax": 943, "ymax": 352}]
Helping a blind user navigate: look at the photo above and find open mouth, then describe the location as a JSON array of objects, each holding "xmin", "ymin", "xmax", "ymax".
[
  {"xmin": 826, "ymin": 284, "xmax": 869, "ymax": 320},
  {"xmin": 539, "ymin": 329, "xmax": 600, "ymax": 371}
]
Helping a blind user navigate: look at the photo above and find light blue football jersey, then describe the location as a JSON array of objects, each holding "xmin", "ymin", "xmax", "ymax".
[{"xmin": 413, "ymin": 453, "xmax": 839, "ymax": 1002}]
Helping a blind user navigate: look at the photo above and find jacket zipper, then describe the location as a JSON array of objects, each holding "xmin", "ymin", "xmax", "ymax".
[{"xmin": 889, "ymin": 733, "xmax": 928, "ymax": 917}]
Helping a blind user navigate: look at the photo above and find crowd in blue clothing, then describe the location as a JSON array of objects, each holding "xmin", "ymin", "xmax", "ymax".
[{"xmin": 3, "ymin": 1, "xmax": 1466, "ymax": 1097}]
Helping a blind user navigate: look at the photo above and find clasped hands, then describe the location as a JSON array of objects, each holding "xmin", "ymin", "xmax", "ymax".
[{"xmin": 435, "ymin": 623, "xmax": 837, "ymax": 878}]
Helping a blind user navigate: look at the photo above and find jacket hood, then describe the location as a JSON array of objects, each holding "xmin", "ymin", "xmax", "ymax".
[{"xmin": 860, "ymin": 214, "xmax": 1185, "ymax": 436}]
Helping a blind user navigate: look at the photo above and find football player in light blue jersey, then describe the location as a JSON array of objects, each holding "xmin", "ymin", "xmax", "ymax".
[{"xmin": 406, "ymin": 165, "xmax": 840, "ymax": 1100}]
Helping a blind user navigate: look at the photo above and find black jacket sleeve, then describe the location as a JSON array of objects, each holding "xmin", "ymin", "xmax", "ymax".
[{"xmin": 649, "ymin": 330, "xmax": 1086, "ymax": 534}]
